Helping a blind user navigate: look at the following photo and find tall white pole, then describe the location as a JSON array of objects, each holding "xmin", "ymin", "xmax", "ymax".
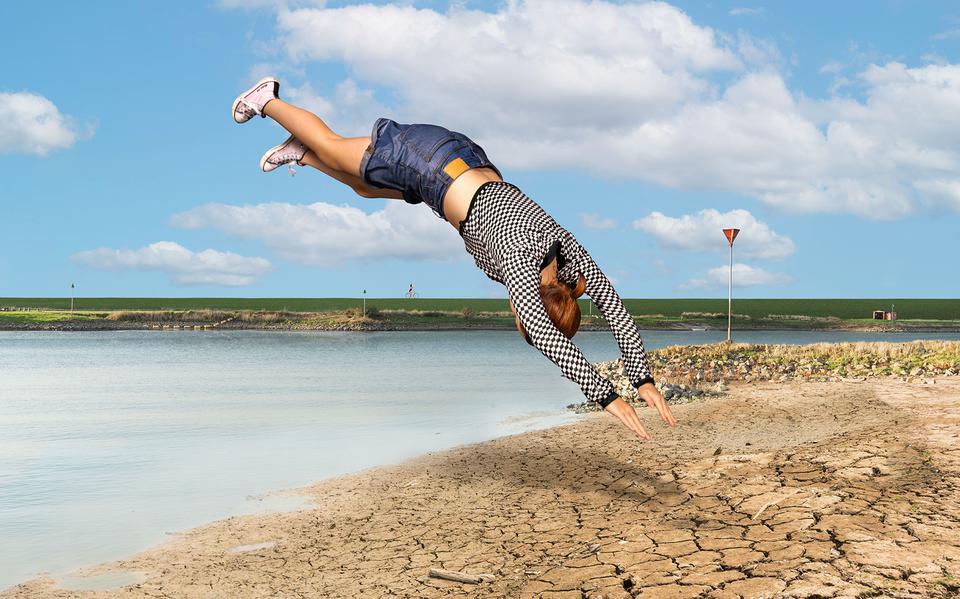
[
  {"xmin": 727, "ymin": 242, "xmax": 733, "ymax": 343},
  {"xmin": 362, "ymin": 290, "xmax": 366, "ymax": 317},
  {"xmin": 70, "ymin": 283, "xmax": 75, "ymax": 314}
]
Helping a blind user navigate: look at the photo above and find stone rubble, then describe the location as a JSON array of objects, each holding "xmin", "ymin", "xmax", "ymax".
[
  {"xmin": 646, "ymin": 341, "xmax": 960, "ymax": 384},
  {"xmin": 567, "ymin": 341, "xmax": 960, "ymax": 413},
  {"xmin": 567, "ymin": 360, "xmax": 721, "ymax": 413}
]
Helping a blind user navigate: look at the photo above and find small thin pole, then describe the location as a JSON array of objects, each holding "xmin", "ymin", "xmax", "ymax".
[
  {"xmin": 362, "ymin": 289, "xmax": 366, "ymax": 317},
  {"xmin": 727, "ymin": 243, "xmax": 733, "ymax": 343},
  {"xmin": 70, "ymin": 283, "xmax": 75, "ymax": 314}
]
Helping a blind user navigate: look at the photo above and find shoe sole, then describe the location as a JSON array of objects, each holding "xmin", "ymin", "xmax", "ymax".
[
  {"xmin": 259, "ymin": 134, "xmax": 297, "ymax": 172},
  {"xmin": 232, "ymin": 76, "xmax": 279, "ymax": 124}
]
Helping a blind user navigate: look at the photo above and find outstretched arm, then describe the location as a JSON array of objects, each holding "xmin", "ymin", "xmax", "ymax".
[
  {"xmin": 502, "ymin": 249, "xmax": 673, "ymax": 438},
  {"xmin": 574, "ymin": 243, "xmax": 677, "ymax": 429},
  {"xmin": 501, "ymin": 249, "xmax": 619, "ymax": 407},
  {"xmin": 575, "ymin": 245, "xmax": 654, "ymax": 387}
]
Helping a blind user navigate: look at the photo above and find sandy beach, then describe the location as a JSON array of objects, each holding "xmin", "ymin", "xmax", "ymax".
[{"xmin": 5, "ymin": 377, "xmax": 960, "ymax": 598}]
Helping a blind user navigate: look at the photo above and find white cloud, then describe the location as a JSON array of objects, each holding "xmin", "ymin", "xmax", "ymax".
[
  {"xmin": 914, "ymin": 179, "xmax": 960, "ymax": 211},
  {"xmin": 734, "ymin": 32, "xmax": 781, "ymax": 67},
  {"xmin": 921, "ymin": 53, "xmax": 948, "ymax": 66},
  {"xmin": 681, "ymin": 263, "xmax": 792, "ymax": 290},
  {"xmin": 819, "ymin": 61, "xmax": 844, "ymax": 74},
  {"xmin": 579, "ymin": 212, "xmax": 617, "ymax": 230},
  {"xmin": 0, "ymin": 92, "xmax": 84, "ymax": 155},
  {"xmin": 71, "ymin": 241, "xmax": 272, "ymax": 286},
  {"xmin": 171, "ymin": 200, "xmax": 464, "ymax": 266},
  {"xmin": 603, "ymin": 65, "xmax": 960, "ymax": 218},
  {"xmin": 729, "ymin": 7, "xmax": 763, "ymax": 16},
  {"xmin": 633, "ymin": 208, "xmax": 795, "ymax": 259},
  {"xmin": 275, "ymin": 0, "xmax": 740, "ymax": 138},
  {"xmin": 227, "ymin": 0, "xmax": 960, "ymax": 218},
  {"xmin": 932, "ymin": 28, "xmax": 960, "ymax": 41}
]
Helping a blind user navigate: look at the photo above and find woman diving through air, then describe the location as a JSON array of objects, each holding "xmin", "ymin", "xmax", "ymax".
[{"xmin": 231, "ymin": 77, "xmax": 677, "ymax": 440}]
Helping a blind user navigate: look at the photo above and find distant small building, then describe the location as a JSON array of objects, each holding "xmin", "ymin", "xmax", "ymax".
[{"xmin": 873, "ymin": 310, "xmax": 897, "ymax": 321}]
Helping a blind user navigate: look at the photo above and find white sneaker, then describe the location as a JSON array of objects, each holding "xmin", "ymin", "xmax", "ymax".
[
  {"xmin": 260, "ymin": 135, "xmax": 307, "ymax": 172},
  {"xmin": 232, "ymin": 76, "xmax": 280, "ymax": 124}
]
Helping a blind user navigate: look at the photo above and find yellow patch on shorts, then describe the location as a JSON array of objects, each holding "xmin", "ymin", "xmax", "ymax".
[{"xmin": 443, "ymin": 157, "xmax": 470, "ymax": 180}]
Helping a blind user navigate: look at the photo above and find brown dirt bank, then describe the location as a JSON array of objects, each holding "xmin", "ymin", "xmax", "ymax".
[
  {"xmin": 3, "ymin": 309, "xmax": 959, "ymax": 332},
  {"xmin": 6, "ymin": 378, "xmax": 960, "ymax": 598}
]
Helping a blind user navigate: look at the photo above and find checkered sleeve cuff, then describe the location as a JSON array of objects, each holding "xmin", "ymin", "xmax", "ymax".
[
  {"xmin": 631, "ymin": 375, "xmax": 656, "ymax": 388},
  {"xmin": 587, "ymin": 379, "xmax": 618, "ymax": 405},
  {"xmin": 597, "ymin": 389, "xmax": 620, "ymax": 409}
]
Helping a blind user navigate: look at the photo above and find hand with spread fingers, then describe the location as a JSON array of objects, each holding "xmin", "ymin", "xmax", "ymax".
[
  {"xmin": 637, "ymin": 381, "xmax": 677, "ymax": 428},
  {"xmin": 604, "ymin": 383, "xmax": 676, "ymax": 440}
]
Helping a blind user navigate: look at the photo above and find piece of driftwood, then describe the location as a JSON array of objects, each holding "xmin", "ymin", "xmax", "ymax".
[{"xmin": 428, "ymin": 568, "xmax": 495, "ymax": 584}]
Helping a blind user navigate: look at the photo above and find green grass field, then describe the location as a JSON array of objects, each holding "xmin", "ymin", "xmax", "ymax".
[
  {"xmin": 1, "ymin": 298, "xmax": 958, "ymax": 320},
  {"xmin": 0, "ymin": 311, "xmax": 100, "ymax": 323}
]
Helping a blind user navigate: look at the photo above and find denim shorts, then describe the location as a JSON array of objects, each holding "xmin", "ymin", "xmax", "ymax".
[{"xmin": 359, "ymin": 118, "xmax": 501, "ymax": 219}]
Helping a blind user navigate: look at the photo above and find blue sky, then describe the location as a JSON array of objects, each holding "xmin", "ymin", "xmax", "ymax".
[{"xmin": 1, "ymin": 0, "xmax": 957, "ymax": 299}]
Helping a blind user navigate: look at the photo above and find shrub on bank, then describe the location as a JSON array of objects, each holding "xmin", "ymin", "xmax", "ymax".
[{"xmin": 105, "ymin": 310, "xmax": 236, "ymax": 323}]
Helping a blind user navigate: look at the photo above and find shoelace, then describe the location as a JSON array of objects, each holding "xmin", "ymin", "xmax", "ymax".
[
  {"xmin": 238, "ymin": 97, "xmax": 262, "ymax": 117},
  {"xmin": 272, "ymin": 150, "xmax": 304, "ymax": 165},
  {"xmin": 271, "ymin": 145, "xmax": 305, "ymax": 176},
  {"xmin": 238, "ymin": 82, "xmax": 276, "ymax": 117}
]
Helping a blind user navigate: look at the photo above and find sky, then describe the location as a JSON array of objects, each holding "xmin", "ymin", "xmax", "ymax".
[{"xmin": 1, "ymin": 0, "xmax": 958, "ymax": 299}]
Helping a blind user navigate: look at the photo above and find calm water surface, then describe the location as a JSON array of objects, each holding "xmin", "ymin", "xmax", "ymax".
[{"xmin": 2, "ymin": 329, "xmax": 959, "ymax": 588}]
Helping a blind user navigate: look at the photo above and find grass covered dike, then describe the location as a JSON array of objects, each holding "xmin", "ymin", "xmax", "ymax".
[
  {"xmin": 1, "ymin": 298, "xmax": 958, "ymax": 331},
  {"xmin": 0, "ymin": 307, "xmax": 516, "ymax": 330},
  {"xmin": 2, "ymin": 297, "xmax": 959, "ymax": 320}
]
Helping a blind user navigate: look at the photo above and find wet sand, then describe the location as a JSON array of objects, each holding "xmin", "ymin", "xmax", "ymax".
[{"xmin": 5, "ymin": 378, "xmax": 960, "ymax": 598}]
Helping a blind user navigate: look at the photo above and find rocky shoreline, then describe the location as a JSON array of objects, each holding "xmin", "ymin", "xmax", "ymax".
[
  {"xmin": 646, "ymin": 340, "xmax": 960, "ymax": 382},
  {"xmin": 567, "ymin": 340, "xmax": 960, "ymax": 413}
]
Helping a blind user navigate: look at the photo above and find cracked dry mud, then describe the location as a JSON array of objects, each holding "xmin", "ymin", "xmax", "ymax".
[{"xmin": 6, "ymin": 379, "xmax": 960, "ymax": 599}]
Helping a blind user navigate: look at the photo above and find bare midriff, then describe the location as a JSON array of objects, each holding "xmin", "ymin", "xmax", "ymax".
[{"xmin": 442, "ymin": 167, "xmax": 503, "ymax": 230}]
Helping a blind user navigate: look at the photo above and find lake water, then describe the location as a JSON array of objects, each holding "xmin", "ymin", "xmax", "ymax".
[{"xmin": 2, "ymin": 328, "xmax": 959, "ymax": 589}]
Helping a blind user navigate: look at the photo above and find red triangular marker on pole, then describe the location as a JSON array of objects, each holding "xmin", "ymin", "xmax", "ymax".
[
  {"xmin": 723, "ymin": 228, "xmax": 740, "ymax": 246},
  {"xmin": 722, "ymin": 228, "xmax": 740, "ymax": 342}
]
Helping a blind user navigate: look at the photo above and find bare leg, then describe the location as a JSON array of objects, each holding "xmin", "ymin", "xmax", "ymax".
[
  {"xmin": 299, "ymin": 151, "xmax": 403, "ymax": 200},
  {"xmin": 262, "ymin": 99, "xmax": 368, "ymax": 177}
]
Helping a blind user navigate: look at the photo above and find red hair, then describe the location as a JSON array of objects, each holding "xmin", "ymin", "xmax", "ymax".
[{"xmin": 519, "ymin": 273, "xmax": 587, "ymax": 345}]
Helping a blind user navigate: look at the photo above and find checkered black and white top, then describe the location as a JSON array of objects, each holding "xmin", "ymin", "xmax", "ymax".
[{"xmin": 458, "ymin": 181, "xmax": 655, "ymax": 407}]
